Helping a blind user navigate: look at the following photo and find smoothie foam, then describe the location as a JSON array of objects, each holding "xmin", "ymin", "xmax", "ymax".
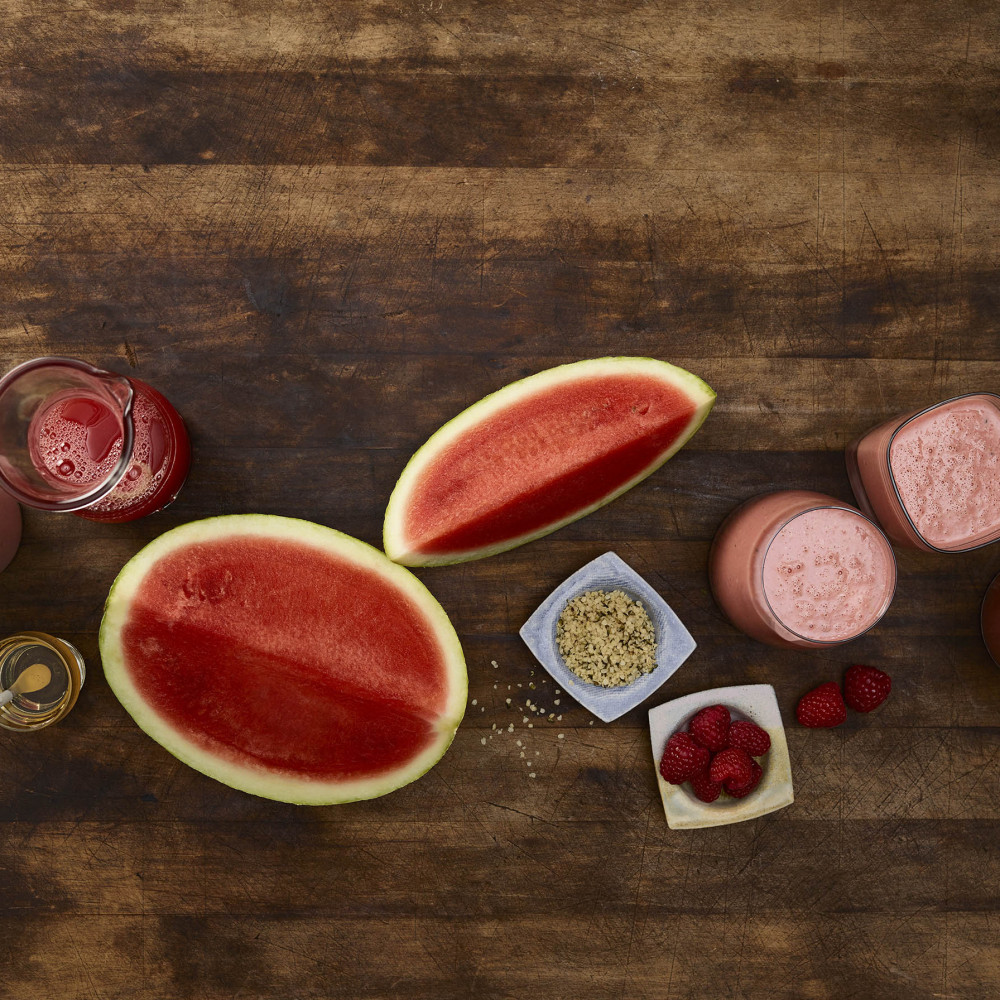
[
  {"xmin": 762, "ymin": 507, "xmax": 894, "ymax": 641},
  {"xmin": 889, "ymin": 398, "xmax": 1000, "ymax": 550}
]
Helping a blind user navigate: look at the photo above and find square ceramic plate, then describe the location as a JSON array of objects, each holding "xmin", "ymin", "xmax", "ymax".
[
  {"xmin": 519, "ymin": 551, "xmax": 696, "ymax": 723},
  {"xmin": 648, "ymin": 684, "xmax": 794, "ymax": 829}
]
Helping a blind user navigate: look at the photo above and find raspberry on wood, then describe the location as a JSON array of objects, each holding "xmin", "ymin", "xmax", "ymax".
[
  {"xmin": 844, "ymin": 664, "xmax": 892, "ymax": 713},
  {"xmin": 796, "ymin": 682, "xmax": 847, "ymax": 728}
]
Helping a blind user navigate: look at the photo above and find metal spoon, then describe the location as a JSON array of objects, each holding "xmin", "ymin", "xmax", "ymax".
[{"xmin": 0, "ymin": 661, "xmax": 53, "ymax": 708}]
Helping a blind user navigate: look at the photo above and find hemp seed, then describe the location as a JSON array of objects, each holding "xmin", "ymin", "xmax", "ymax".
[{"xmin": 556, "ymin": 589, "xmax": 657, "ymax": 688}]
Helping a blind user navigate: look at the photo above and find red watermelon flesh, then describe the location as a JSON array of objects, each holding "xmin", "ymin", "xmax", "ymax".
[
  {"xmin": 387, "ymin": 360, "xmax": 715, "ymax": 565},
  {"xmin": 121, "ymin": 537, "xmax": 448, "ymax": 780},
  {"xmin": 101, "ymin": 515, "xmax": 467, "ymax": 803}
]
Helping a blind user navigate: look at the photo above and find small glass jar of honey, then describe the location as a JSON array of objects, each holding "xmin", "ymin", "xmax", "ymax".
[{"xmin": 0, "ymin": 632, "xmax": 86, "ymax": 731}]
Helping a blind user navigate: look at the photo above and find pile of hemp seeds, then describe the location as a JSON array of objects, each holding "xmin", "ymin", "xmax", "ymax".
[{"xmin": 555, "ymin": 589, "xmax": 657, "ymax": 687}]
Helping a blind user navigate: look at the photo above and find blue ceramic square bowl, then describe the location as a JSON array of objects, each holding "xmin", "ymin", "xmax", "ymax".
[{"xmin": 519, "ymin": 551, "xmax": 696, "ymax": 723}]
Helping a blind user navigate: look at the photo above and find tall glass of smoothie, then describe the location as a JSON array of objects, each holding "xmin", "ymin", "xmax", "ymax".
[
  {"xmin": 982, "ymin": 573, "xmax": 1000, "ymax": 667},
  {"xmin": 846, "ymin": 393, "xmax": 1000, "ymax": 552},
  {"xmin": 0, "ymin": 357, "xmax": 190, "ymax": 523},
  {"xmin": 710, "ymin": 490, "xmax": 896, "ymax": 648}
]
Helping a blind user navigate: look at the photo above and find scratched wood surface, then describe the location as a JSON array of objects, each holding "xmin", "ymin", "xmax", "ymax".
[{"xmin": 2, "ymin": 1, "xmax": 1000, "ymax": 997}]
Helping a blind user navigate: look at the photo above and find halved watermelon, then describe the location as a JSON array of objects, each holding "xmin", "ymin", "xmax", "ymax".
[
  {"xmin": 384, "ymin": 357, "xmax": 715, "ymax": 566},
  {"xmin": 100, "ymin": 515, "xmax": 467, "ymax": 804}
]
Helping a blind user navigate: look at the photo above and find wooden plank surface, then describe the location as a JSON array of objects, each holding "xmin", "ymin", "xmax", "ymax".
[{"xmin": 1, "ymin": 0, "xmax": 1000, "ymax": 997}]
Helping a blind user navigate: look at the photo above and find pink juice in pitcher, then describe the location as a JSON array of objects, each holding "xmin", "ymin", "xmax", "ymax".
[
  {"xmin": 0, "ymin": 358, "xmax": 190, "ymax": 523},
  {"xmin": 27, "ymin": 379, "xmax": 190, "ymax": 522}
]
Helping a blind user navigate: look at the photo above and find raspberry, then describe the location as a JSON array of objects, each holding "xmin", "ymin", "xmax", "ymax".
[
  {"xmin": 725, "ymin": 761, "xmax": 764, "ymax": 799},
  {"xmin": 688, "ymin": 704, "xmax": 731, "ymax": 751},
  {"xmin": 708, "ymin": 747, "xmax": 753, "ymax": 787},
  {"xmin": 728, "ymin": 720, "xmax": 771, "ymax": 757},
  {"xmin": 844, "ymin": 664, "xmax": 892, "ymax": 713},
  {"xmin": 796, "ymin": 682, "xmax": 847, "ymax": 728},
  {"xmin": 689, "ymin": 768, "xmax": 722, "ymax": 803},
  {"xmin": 658, "ymin": 732, "xmax": 711, "ymax": 784}
]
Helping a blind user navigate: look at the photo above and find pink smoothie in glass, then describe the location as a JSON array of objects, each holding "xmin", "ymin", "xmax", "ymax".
[
  {"xmin": 847, "ymin": 393, "xmax": 1000, "ymax": 552},
  {"xmin": 710, "ymin": 490, "xmax": 896, "ymax": 648}
]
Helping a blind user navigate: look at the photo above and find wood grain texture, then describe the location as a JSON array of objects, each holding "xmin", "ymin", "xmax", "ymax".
[{"xmin": 1, "ymin": 0, "xmax": 1000, "ymax": 997}]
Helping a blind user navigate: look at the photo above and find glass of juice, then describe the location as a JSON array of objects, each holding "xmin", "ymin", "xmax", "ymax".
[
  {"xmin": 0, "ymin": 357, "xmax": 190, "ymax": 522},
  {"xmin": 982, "ymin": 573, "xmax": 1000, "ymax": 667},
  {"xmin": 846, "ymin": 393, "xmax": 1000, "ymax": 552},
  {"xmin": 709, "ymin": 490, "xmax": 896, "ymax": 648}
]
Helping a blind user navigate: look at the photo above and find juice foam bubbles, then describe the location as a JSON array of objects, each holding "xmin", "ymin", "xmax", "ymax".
[
  {"xmin": 84, "ymin": 391, "xmax": 171, "ymax": 517},
  {"xmin": 762, "ymin": 507, "xmax": 895, "ymax": 641},
  {"xmin": 889, "ymin": 399, "xmax": 1000, "ymax": 549},
  {"xmin": 28, "ymin": 391, "xmax": 124, "ymax": 491},
  {"xmin": 24, "ymin": 378, "xmax": 190, "ymax": 522}
]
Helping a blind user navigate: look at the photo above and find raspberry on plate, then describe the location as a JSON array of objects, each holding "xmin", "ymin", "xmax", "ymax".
[
  {"xmin": 708, "ymin": 746, "xmax": 753, "ymax": 786},
  {"xmin": 658, "ymin": 731, "xmax": 711, "ymax": 784},
  {"xmin": 725, "ymin": 761, "xmax": 763, "ymax": 799},
  {"xmin": 649, "ymin": 685, "xmax": 794, "ymax": 829},
  {"xmin": 796, "ymin": 682, "xmax": 847, "ymax": 728},
  {"xmin": 688, "ymin": 704, "xmax": 731, "ymax": 751},
  {"xmin": 844, "ymin": 664, "xmax": 891, "ymax": 713},
  {"xmin": 728, "ymin": 719, "xmax": 771, "ymax": 757},
  {"xmin": 689, "ymin": 768, "xmax": 722, "ymax": 803}
]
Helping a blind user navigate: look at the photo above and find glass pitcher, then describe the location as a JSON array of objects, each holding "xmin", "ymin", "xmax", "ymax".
[{"xmin": 0, "ymin": 356, "xmax": 190, "ymax": 522}]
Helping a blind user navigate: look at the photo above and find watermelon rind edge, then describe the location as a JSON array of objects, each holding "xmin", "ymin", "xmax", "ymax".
[
  {"xmin": 99, "ymin": 514, "xmax": 468, "ymax": 805},
  {"xmin": 383, "ymin": 356, "xmax": 716, "ymax": 566}
]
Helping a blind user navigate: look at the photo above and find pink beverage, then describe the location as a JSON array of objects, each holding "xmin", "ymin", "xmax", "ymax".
[
  {"xmin": 27, "ymin": 379, "xmax": 190, "ymax": 523},
  {"xmin": 710, "ymin": 490, "xmax": 896, "ymax": 648},
  {"xmin": 0, "ymin": 358, "xmax": 190, "ymax": 523},
  {"xmin": 846, "ymin": 393, "xmax": 1000, "ymax": 552},
  {"xmin": 982, "ymin": 573, "xmax": 1000, "ymax": 667}
]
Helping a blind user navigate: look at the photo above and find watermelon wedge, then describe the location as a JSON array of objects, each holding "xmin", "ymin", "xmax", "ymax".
[
  {"xmin": 100, "ymin": 515, "xmax": 467, "ymax": 804},
  {"xmin": 384, "ymin": 358, "xmax": 715, "ymax": 566}
]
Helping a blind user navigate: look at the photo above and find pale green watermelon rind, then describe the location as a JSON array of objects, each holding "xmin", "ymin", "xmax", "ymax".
[
  {"xmin": 383, "ymin": 357, "xmax": 716, "ymax": 567},
  {"xmin": 99, "ymin": 514, "xmax": 468, "ymax": 805}
]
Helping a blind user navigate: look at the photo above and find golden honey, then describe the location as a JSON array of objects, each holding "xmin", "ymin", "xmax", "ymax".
[{"xmin": 0, "ymin": 632, "xmax": 86, "ymax": 731}]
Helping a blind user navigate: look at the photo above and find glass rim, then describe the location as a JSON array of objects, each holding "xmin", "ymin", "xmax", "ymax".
[
  {"xmin": 0, "ymin": 355, "xmax": 135, "ymax": 511},
  {"xmin": 885, "ymin": 391, "xmax": 1000, "ymax": 554},
  {"xmin": 759, "ymin": 502, "xmax": 897, "ymax": 645}
]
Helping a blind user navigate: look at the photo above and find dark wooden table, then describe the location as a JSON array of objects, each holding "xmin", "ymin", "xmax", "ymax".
[{"xmin": 2, "ymin": 2, "xmax": 1000, "ymax": 997}]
